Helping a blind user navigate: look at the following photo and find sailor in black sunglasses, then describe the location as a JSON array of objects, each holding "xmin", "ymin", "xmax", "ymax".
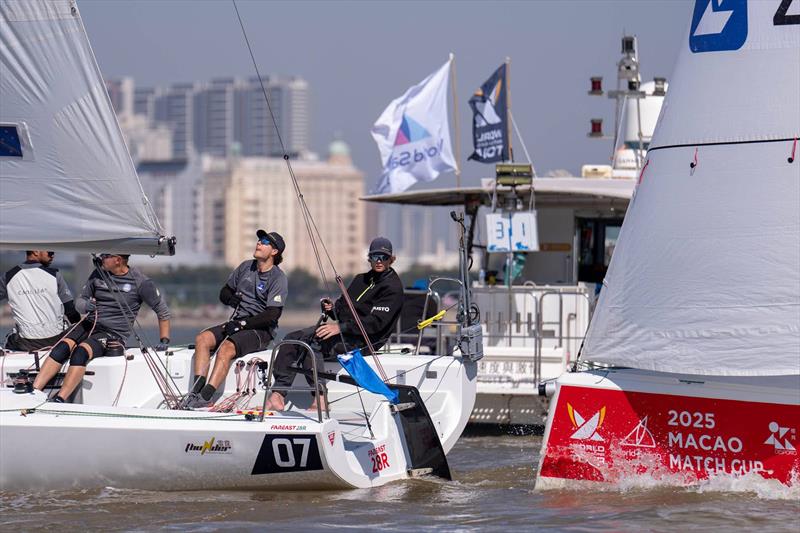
[{"xmin": 266, "ymin": 237, "xmax": 404, "ymax": 412}]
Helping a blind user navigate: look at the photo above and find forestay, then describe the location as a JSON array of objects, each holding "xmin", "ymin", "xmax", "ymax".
[
  {"xmin": 0, "ymin": 0, "xmax": 172, "ymax": 255},
  {"xmin": 582, "ymin": 1, "xmax": 799, "ymax": 376}
]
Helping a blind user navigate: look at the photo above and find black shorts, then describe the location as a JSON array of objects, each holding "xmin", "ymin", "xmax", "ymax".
[
  {"xmin": 5, "ymin": 331, "xmax": 66, "ymax": 352},
  {"xmin": 204, "ymin": 323, "xmax": 274, "ymax": 359},
  {"xmin": 65, "ymin": 319, "xmax": 125, "ymax": 358}
]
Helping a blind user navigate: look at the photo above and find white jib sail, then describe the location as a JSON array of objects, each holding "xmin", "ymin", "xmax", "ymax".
[
  {"xmin": 582, "ymin": 1, "xmax": 799, "ymax": 376},
  {"xmin": 0, "ymin": 0, "xmax": 173, "ymax": 255}
]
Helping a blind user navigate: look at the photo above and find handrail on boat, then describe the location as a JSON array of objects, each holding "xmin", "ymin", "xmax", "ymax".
[
  {"xmin": 536, "ymin": 290, "xmax": 593, "ymax": 383},
  {"xmin": 261, "ymin": 340, "xmax": 328, "ymax": 424}
]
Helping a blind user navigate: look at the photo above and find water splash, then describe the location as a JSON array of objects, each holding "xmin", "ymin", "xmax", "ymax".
[{"xmin": 537, "ymin": 444, "xmax": 800, "ymax": 500}]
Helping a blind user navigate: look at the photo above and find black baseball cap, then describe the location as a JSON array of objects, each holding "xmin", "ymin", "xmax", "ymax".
[
  {"xmin": 256, "ymin": 230, "xmax": 285, "ymax": 253},
  {"xmin": 369, "ymin": 237, "xmax": 393, "ymax": 256}
]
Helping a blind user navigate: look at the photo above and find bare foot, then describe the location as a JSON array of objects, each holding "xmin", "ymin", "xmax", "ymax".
[
  {"xmin": 308, "ymin": 396, "xmax": 328, "ymax": 412},
  {"xmin": 264, "ymin": 392, "xmax": 285, "ymax": 411}
]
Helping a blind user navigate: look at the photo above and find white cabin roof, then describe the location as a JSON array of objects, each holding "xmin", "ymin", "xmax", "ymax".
[{"xmin": 361, "ymin": 177, "xmax": 634, "ymax": 210}]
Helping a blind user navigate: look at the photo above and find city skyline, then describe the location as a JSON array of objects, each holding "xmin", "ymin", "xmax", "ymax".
[{"xmin": 81, "ymin": 0, "xmax": 691, "ymax": 190}]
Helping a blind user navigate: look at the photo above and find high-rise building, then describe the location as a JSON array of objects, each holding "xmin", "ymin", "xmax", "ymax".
[
  {"xmin": 235, "ymin": 76, "xmax": 310, "ymax": 158},
  {"xmin": 105, "ymin": 77, "xmax": 134, "ymax": 117},
  {"xmin": 224, "ymin": 140, "xmax": 364, "ymax": 275},
  {"xmin": 194, "ymin": 78, "xmax": 244, "ymax": 157},
  {"xmin": 134, "ymin": 86, "xmax": 159, "ymax": 121},
  {"xmin": 135, "ymin": 141, "xmax": 363, "ymax": 273},
  {"xmin": 136, "ymin": 155, "xmax": 231, "ymax": 265},
  {"xmin": 119, "ymin": 113, "xmax": 173, "ymax": 162},
  {"xmin": 154, "ymin": 83, "xmax": 197, "ymax": 159},
  {"xmin": 119, "ymin": 76, "xmax": 310, "ymax": 160}
]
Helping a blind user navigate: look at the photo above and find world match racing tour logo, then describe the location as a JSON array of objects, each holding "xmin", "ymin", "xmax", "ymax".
[
  {"xmin": 385, "ymin": 114, "xmax": 445, "ymax": 170},
  {"xmin": 567, "ymin": 403, "xmax": 606, "ymax": 441}
]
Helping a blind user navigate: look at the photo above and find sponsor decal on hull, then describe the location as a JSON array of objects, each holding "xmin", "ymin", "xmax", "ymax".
[
  {"xmin": 540, "ymin": 386, "xmax": 800, "ymax": 485},
  {"xmin": 366, "ymin": 443, "xmax": 391, "ymax": 474},
  {"xmin": 185, "ymin": 437, "xmax": 232, "ymax": 455}
]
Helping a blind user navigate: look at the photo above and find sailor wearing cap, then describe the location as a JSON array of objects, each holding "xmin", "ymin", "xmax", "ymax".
[
  {"xmin": 181, "ymin": 230, "xmax": 288, "ymax": 409},
  {"xmin": 265, "ymin": 237, "xmax": 404, "ymax": 411},
  {"xmin": 33, "ymin": 253, "xmax": 171, "ymax": 402}
]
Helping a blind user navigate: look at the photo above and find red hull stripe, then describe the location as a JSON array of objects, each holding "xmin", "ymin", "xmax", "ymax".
[{"xmin": 540, "ymin": 385, "xmax": 800, "ymax": 485}]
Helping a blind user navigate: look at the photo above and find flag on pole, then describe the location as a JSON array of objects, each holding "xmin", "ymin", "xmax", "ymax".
[
  {"xmin": 468, "ymin": 64, "xmax": 509, "ymax": 163},
  {"xmin": 337, "ymin": 348, "xmax": 399, "ymax": 404},
  {"xmin": 371, "ymin": 59, "xmax": 457, "ymax": 194}
]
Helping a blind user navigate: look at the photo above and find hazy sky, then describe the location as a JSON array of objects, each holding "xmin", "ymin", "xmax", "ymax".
[{"xmin": 80, "ymin": 0, "xmax": 692, "ymax": 189}]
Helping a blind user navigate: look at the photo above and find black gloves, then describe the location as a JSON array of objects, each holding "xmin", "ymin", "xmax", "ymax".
[
  {"xmin": 229, "ymin": 292, "xmax": 243, "ymax": 308},
  {"xmin": 219, "ymin": 285, "xmax": 243, "ymax": 308},
  {"xmin": 224, "ymin": 319, "xmax": 247, "ymax": 337},
  {"xmin": 156, "ymin": 337, "xmax": 170, "ymax": 351}
]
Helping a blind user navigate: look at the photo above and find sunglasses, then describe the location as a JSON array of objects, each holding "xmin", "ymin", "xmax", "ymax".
[
  {"xmin": 258, "ymin": 238, "xmax": 273, "ymax": 247},
  {"xmin": 368, "ymin": 253, "xmax": 390, "ymax": 263},
  {"xmin": 99, "ymin": 253, "xmax": 119, "ymax": 260},
  {"xmin": 46, "ymin": 252, "xmax": 54, "ymax": 258}
]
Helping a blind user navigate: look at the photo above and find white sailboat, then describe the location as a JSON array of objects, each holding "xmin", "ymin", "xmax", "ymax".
[
  {"xmin": 0, "ymin": 0, "xmax": 480, "ymax": 491},
  {"xmin": 536, "ymin": 0, "xmax": 799, "ymax": 488}
]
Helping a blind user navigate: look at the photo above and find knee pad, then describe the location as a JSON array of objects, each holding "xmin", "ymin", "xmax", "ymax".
[
  {"xmin": 49, "ymin": 342, "xmax": 71, "ymax": 364},
  {"xmin": 69, "ymin": 346, "xmax": 90, "ymax": 367}
]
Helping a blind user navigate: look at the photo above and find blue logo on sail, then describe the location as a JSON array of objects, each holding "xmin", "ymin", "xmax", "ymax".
[{"xmin": 690, "ymin": 0, "xmax": 748, "ymax": 53}]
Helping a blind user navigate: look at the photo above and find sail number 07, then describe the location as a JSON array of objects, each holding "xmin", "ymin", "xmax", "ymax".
[
  {"xmin": 272, "ymin": 437, "xmax": 311, "ymax": 468},
  {"xmin": 667, "ymin": 410, "xmax": 715, "ymax": 429}
]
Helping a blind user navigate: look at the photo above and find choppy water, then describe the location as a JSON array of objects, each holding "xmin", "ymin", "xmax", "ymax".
[{"xmin": 2, "ymin": 432, "xmax": 798, "ymax": 531}]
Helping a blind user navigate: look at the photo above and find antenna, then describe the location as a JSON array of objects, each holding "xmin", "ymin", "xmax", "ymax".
[{"xmin": 586, "ymin": 34, "xmax": 667, "ymax": 177}]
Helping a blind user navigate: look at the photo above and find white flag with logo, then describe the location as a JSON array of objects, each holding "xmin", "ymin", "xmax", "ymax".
[{"xmin": 371, "ymin": 59, "xmax": 457, "ymax": 194}]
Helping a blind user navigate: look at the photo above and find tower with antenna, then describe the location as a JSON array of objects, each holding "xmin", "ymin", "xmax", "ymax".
[{"xmin": 585, "ymin": 35, "xmax": 668, "ymax": 179}]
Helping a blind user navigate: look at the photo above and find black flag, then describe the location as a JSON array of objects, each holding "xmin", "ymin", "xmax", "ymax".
[{"xmin": 468, "ymin": 64, "xmax": 509, "ymax": 163}]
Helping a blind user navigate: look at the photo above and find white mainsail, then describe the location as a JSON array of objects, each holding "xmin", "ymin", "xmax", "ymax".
[
  {"xmin": 0, "ymin": 0, "xmax": 173, "ymax": 255},
  {"xmin": 582, "ymin": 1, "xmax": 799, "ymax": 376}
]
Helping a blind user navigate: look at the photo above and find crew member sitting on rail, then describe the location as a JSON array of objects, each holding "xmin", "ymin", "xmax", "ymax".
[
  {"xmin": 265, "ymin": 237, "xmax": 404, "ymax": 411},
  {"xmin": 180, "ymin": 230, "xmax": 288, "ymax": 410},
  {"xmin": 33, "ymin": 253, "xmax": 171, "ymax": 402},
  {"xmin": 1, "ymin": 250, "xmax": 80, "ymax": 351}
]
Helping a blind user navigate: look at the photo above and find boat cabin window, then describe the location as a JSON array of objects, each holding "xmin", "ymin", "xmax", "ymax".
[
  {"xmin": 577, "ymin": 218, "xmax": 624, "ymax": 284},
  {"xmin": 623, "ymin": 140, "xmax": 650, "ymax": 151},
  {"xmin": 0, "ymin": 125, "xmax": 24, "ymax": 158}
]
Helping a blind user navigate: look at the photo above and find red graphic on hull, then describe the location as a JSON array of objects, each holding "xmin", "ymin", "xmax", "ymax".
[{"xmin": 539, "ymin": 386, "xmax": 800, "ymax": 486}]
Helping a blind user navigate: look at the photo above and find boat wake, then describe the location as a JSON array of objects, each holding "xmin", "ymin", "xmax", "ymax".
[{"xmin": 536, "ymin": 445, "xmax": 799, "ymax": 500}]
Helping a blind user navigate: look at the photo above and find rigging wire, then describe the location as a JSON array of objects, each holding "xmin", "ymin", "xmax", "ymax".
[
  {"xmin": 231, "ymin": 0, "xmax": 388, "ymax": 383},
  {"xmin": 89, "ymin": 257, "xmax": 182, "ymax": 408}
]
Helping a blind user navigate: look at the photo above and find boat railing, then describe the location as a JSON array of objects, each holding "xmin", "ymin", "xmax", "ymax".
[
  {"xmin": 470, "ymin": 284, "xmax": 594, "ymax": 383},
  {"xmin": 473, "ymin": 286, "xmax": 540, "ymax": 348},
  {"xmin": 535, "ymin": 289, "xmax": 593, "ymax": 383},
  {"xmin": 261, "ymin": 340, "xmax": 328, "ymax": 423},
  {"xmin": 387, "ymin": 278, "xmax": 463, "ymax": 356}
]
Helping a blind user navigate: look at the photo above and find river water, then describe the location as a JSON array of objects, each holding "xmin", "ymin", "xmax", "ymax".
[
  {"xmin": 2, "ymin": 327, "xmax": 798, "ymax": 529},
  {"xmin": 2, "ymin": 430, "xmax": 798, "ymax": 531}
]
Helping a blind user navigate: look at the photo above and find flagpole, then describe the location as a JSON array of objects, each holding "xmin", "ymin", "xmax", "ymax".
[
  {"xmin": 505, "ymin": 56, "xmax": 514, "ymax": 163},
  {"xmin": 450, "ymin": 53, "xmax": 462, "ymax": 188}
]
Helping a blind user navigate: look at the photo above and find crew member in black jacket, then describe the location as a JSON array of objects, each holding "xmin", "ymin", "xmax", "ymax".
[
  {"xmin": 181, "ymin": 230, "xmax": 288, "ymax": 409},
  {"xmin": 266, "ymin": 237, "xmax": 404, "ymax": 411}
]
